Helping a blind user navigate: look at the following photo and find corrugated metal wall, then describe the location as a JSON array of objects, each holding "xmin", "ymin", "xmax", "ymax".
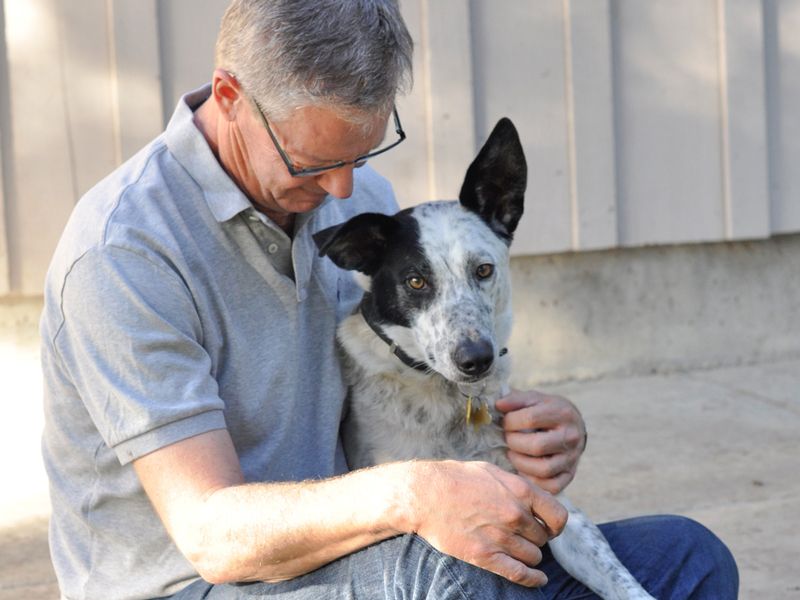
[{"xmin": 0, "ymin": 0, "xmax": 798, "ymax": 296}]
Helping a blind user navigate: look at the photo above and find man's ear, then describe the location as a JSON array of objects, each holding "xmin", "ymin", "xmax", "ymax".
[
  {"xmin": 212, "ymin": 68, "xmax": 244, "ymax": 121},
  {"xmin": 314, "ymin": 213, "xmax": 399, "ymax": 275},
  {"xmin": 458, "ymin": 118, "xmax": 527, "ymax": 243}
]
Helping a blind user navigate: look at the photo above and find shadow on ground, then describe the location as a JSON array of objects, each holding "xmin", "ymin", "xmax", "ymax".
[{"xmin": 0, "ymin": 517, "xmax": 58, "ymax": 600}]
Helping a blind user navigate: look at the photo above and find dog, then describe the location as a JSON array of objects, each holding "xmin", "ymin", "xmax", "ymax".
[{"xmin": 314, "ymin": 118, "xmax": 655, "ymax": 599}]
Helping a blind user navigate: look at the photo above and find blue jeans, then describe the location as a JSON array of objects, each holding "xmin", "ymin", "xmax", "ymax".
[{"xmin": 169, "ymin": 515, "xmax": 738, "ymax": 599}]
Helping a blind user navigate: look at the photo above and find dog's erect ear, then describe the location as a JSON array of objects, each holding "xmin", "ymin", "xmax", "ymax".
[
  {"xmin": 313, "ymin": 213, "xmax": 399, "ymax": 275},
  {"xmin": 458, "ymin": 118, "xmax": 527, "ymax": 243}
]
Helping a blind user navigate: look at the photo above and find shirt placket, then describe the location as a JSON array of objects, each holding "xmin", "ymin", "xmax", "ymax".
[{"xmin": 243, "ymin": 210, "xmax": 294, "ymax": 280}]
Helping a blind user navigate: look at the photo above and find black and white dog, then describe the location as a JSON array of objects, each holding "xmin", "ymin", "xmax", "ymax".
[{"xmin": 314, "ymin": 119, "xmax": 654, "ymax": 600}]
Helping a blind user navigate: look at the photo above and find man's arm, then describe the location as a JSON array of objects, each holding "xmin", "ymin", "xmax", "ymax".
[{"xmin": 134, "ymin": 428, "xmax": 568, "ymax": 587}]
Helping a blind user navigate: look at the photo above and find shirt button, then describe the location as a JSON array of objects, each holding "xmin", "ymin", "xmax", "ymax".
[{"xmin": 267, "ymin": 243, "xmax": 279, "ymax": 254}]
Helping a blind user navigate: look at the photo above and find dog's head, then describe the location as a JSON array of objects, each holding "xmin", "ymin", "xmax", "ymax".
[{"xmin": 315, "ymin": 118, "xmax": 526, "ymax": 384}]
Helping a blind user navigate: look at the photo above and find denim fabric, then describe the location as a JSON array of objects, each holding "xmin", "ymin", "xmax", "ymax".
[{"xmin": 168, "ymin": 515, "xmax": 738, "ymax": 599}]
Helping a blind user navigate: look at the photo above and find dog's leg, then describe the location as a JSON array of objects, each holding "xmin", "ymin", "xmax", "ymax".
[{"xmin": 548, "ymin": 495, "xmax": 656, "ymax": 600}]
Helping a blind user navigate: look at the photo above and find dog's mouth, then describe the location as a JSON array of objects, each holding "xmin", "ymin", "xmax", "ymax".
[
  {"xmin": 441, "ymin": 364, "xmax": 496, "ymax": 387},
  {"xmin": 455, "ymin": 377, "xmax": 491, "ymax": 397}
]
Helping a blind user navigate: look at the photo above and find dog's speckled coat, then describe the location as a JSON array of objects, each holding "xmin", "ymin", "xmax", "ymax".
[{"xmin": 316, "ymin": 119, "xmax": 654, "ymax": 600}]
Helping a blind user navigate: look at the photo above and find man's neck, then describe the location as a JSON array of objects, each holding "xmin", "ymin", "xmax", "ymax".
[{"xmin": 192, "ymin": 98, "xmax": 296, "ymax": 235}]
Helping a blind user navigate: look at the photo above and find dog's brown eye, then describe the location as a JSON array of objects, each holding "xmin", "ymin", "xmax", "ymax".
[
  {"xmin": 476, "ymin": 264, "xmax": 494, "ymax": 279},
  {"xmin": 406, "ymin": 276, "xmax": 427, "ymax": 290}
]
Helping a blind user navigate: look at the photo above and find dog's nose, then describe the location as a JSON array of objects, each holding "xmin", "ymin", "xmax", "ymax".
[{"xmin": 453, "ymin": 339, "xmax": 494, "ymax": 377}]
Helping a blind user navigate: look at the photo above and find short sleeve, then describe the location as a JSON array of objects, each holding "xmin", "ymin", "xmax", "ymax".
[{"xmin": 52, "ymin": 245, "xmax": 226, "ymax": 465}]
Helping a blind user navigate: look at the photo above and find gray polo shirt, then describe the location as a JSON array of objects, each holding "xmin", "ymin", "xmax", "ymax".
[{"xmin": 40, "ymin": 86, "xmax": 398, "ymax": 600}]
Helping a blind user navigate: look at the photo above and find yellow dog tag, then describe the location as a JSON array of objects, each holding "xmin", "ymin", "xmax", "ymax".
[{"xmin": 465, "ymin": 396, "xmax": 493, "ymax": 431}]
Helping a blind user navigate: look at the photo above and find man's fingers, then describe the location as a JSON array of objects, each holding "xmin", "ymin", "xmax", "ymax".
[
  {"xmin": 505, "ymin": 429, "xmax": 564, "ymax": 457},
  {"xmin": 511, "ymin": 511, "xmax": 550, "ymax": 548},
  {"xmin": 507, "ymin": 448, "xmax": 573, "ymax": 478},
  {"xmin": 497, "ymin": 533, "xmax": 544, "ymax": 566},
  {"xmin": 492, "ymin": 465, "xmax": 568, "ymax": 537},
  {"xmin": 526, "ymin": 487, "xmax": 568, "ymax": 538},
  {"xmin": 501, "ymin": 401, "xmax": 572, "ymax": 432},
  {"xmin": 485, "ymin": 553, "xmax": 549, "ymax": 588},
  {"xmin": 507, "ymin": 451, "xmax": 576, "ymax": 495},
  {"xmin": 494, "ymin": 388, "xmax": 545, "ymax": 413},
  {"xmin": 521, "ymin": 469, "xmax": 576, "ymax": 496}
]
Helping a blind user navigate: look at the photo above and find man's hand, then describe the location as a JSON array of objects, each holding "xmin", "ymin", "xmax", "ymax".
[
  {"xmin": 495, "ymin": 389, "xmax": 587, "ymax": 495},
  {"xmin": 406, "ymin": 460, "xmax": 568, "ymax": 588}
]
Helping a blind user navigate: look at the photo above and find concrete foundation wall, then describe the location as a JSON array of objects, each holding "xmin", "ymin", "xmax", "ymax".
[
  {"xmin": 509, "ymin": 233, "xmax": 800, "ymax": 385},
  {"xmin": 3, "ymin": 234, "xmax": 799, "ymax": 388}
]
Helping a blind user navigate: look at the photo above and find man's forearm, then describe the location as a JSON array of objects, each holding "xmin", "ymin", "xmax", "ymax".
[
  {"xmin": 135, "ymin": 429, "xmax": 420, "ymax": 584},
  {"xmin": 171, "ymin": 462, "xmax": 417, "ymax": 584},
  {"xmin": 136, "ymin": 429, "xmax": 566, "ymax": 588}
]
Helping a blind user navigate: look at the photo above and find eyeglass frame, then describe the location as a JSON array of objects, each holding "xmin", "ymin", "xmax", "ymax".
[{"xmin": 250, "ymin": 97, "xmax": 406, "ymax": 178}]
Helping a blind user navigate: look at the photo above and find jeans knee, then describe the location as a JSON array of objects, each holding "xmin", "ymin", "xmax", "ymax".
[
  {"xmin": 392, "ymin": 535, "xmax": 539, "ymax": 600},
  {"xmin": 669, "ymin": 515, "xmax": 739, "ymax": 594},
  {"xmin": 673, "ymin": 516, "xmax": 736, "ymax": 562}
]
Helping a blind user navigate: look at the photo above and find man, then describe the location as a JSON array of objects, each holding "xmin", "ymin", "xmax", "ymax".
[{"xmin": 41, "ymin": 1, "xmax": 737, "ymax": 598}]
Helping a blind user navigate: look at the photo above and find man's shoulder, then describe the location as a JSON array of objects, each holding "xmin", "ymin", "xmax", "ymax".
[
  {"xmin": 69, "ymin": 137, "xmax": 172, "ymax": 232},
  {"xmin": 44, "ymin": 136, "xmax": 203, "ymax": 299}
]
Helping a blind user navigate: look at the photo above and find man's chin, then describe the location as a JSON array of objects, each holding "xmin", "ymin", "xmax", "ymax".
[{"xmin": 288, "ymin": 194, "xmax": 328, "ymax": 213}]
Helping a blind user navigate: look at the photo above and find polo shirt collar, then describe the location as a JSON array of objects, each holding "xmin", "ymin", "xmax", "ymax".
[{"xmin": 164, "ymin": 85, "xmax": 255, "ymax": 224}]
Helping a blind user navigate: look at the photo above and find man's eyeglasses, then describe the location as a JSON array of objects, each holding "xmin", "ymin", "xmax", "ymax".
[{"xmin": 252, "ymin": 98, "xmax": 406, "ymax": 178}]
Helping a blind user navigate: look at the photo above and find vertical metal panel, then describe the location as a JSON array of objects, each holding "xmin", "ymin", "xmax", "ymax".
[
  {"xmin": 471, "ymin": 0, "xmax": 572, "ymax": 255},
  {"xmin": 0, "ymin": 2, "xmax": 10, "ymax": 295},
  {"xmin": 5, "ymin": 0, "xmax": 79, "ymax": 294},
  {"xmin": 717, "ymin": 0, "xmax": 770, "ymax": 239},
  {"xmin": 0, "ymin": 143, "xmax": 8, "ymax": 295},
  {"xmin": 110, "ymin": 0, "xmax": 163, "ymax": 161},
  {"xmin": 58, "ymin": 1, "xmax": 118, "ymax": 197},
  {"xmin": 614, "ymin": 0, "xmax": 725, "ymax": 246},
  {"xmin": 370, "ymin": 0, "xmax": 432, "ymax": 208},
  {"xmin": 155, "ymin": 0, "xmax": 228, "ymax": 121},
  {"xmin": 422, "ymin": 0, "xmax": 476, "ymax": 202},
  {"xmin": 768, "ymin": 0, "xmax": 800, "ymax": 233},
  {"xmin": 375, "ymin": 0, "xmax": 476, "ymax": 208},
  {"xmin": 366, "ymin": 0, "xmax": 481, "ymax": 211},
  {"xmin": 0, "ymin": 124, "xmax": 8, "ymax": 295},
  {"xmin": 564, "ymin": 0, "xmax": 618, "ymax": 251}
]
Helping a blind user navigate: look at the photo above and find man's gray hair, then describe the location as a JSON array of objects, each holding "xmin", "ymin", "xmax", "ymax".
[{"xmin": 216, "ymin": 0, "xmax": 413, "ymax": 123}]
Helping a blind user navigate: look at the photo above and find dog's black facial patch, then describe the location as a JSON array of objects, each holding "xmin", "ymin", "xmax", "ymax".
[
  {"xmin": 315, "ymin": 210, "xmax": 439, "ymax": 329},
  {"xmin": 314, "ymin": 213, "xmax": 399, "ymax": 275},
  {"xmin": 363, "ymin": 212, "xmax": 437, "ymax": 329}
]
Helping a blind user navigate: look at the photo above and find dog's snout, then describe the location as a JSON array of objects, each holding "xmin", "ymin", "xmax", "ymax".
[{"xmin": 453, "ymin": 339, "xmax": 494, "ymax": 377}]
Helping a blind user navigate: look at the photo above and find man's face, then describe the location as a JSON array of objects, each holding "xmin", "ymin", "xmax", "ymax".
[{"xmin": 240, "ymin": 103, "xmax": 390, "ymax": 221}]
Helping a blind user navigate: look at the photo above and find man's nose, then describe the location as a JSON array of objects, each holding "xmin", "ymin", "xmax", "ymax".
[{"xmin": 316, "ymin": 165, "xmax": 355, "ymax": 199}]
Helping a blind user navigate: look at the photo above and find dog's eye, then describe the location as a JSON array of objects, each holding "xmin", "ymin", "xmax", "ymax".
[
  {"xmin": 476, "ymin": 263, "xmax": 494, "ymax": 279},
  {"xmin": 406, "ymin": 276, "xmax": 427, "ymax": 290}
]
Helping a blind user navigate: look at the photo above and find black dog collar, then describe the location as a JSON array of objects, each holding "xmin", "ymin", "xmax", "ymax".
[
  {"xmin": 360, "ymin": 300, "xmax": 430, "ymax": 373},
  {"xmin": 359, "ymin": 298, "xmax": 508, "ymax": 374}
]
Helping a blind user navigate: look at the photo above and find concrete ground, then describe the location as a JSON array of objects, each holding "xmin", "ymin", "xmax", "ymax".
[
  {"xmin": 2, "ymin": 351, "xmax": 798, "ymax": 598},
  {"xmin": 554, "ymin": 357, "xmax": 800, "ymax": 599}
]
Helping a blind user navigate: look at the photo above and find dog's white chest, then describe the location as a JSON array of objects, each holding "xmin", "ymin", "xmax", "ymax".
[{"xmin": 338, "ymin": 315, "xmax": 513, "ymax": 471}]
